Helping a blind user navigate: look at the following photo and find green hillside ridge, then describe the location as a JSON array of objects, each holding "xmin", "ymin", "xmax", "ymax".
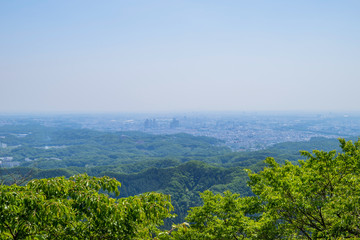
[{"xmin": 0, "ymin": 125, "xmax": 230, "ymax": 169}]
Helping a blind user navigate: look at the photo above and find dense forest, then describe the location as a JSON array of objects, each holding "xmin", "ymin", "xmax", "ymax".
[
  {"xmin": 2, "ymin": 138, "xmax": 360, "ymax": 239},
  {"xmin": 1, "ymin": 124, "xmax": 359, "ymax": 238}
]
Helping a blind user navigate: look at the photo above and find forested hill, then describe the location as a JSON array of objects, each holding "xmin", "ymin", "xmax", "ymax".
[
  {"xmin": 103, "ymin": 161, "xmax": 251, "ymax": 223},
  {"xmin": 0, "ymin": 124, "xmax": 230, "ymax": 170}
]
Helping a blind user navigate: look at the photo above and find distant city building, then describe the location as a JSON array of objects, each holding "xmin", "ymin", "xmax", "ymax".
[
  {"xmin": 170, "ymin": 118, "xmax": 180, "ymax": 129},
  {"xmin": 0, "ymin": 161, "xmax": 20, "ymax": 168},
  {"xmin": 12, "ymin": 133, "xmax": 28, "ymax": 138},
  {"xmin": 144, "ymin": 119, "xmax": 157, "ymax": 129}
]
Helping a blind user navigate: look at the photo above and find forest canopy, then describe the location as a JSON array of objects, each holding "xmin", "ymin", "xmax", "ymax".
[
  {"xmin": 1, "ymin": 139, "xmax": 360, "ymax": 239},
  {"xmin": 0, "ymin": 174, "xmax": 173, "ymax": 239},
  {"xmin": 166, "ymin": 138, "xmax": 360, "ymax": 239}
]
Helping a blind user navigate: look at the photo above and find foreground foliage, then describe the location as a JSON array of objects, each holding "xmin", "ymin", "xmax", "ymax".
[
  {"xmin": 166, "ymin": 139, "xmax": 360, "ymax": 239},
  {"xmin": 0, "ymin": 174, "xmax": 173, "ymax": 239},
  {"xmin": 2, "ymin": 139, "xmax": 360, "ymax": 239}
]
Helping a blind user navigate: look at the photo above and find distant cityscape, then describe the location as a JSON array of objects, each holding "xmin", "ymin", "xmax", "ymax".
[{"xmin": 1, "ymin": 112, "xmax": 359, "ymax": 151}]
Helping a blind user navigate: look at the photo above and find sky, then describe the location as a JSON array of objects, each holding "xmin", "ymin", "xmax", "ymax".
[{"xmin": 1, "ymin": 0, "xmax": 360, "ymax": 113}]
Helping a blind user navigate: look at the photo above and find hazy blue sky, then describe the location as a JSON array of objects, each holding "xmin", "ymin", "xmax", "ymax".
[{"xmin": 1, "ymin": 1, "xmax": 359, "ymax": 113}]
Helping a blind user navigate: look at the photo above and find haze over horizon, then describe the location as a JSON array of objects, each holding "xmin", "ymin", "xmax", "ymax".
[{"xmin": 1, "ymin": 1, "xmax": 360, "ymax": 113}]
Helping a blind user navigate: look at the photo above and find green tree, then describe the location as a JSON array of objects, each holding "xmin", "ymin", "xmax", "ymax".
[
  {"xmin": 247, "ymin": 138, "xmax": 360, "ymax": 239},
  {"xmin": 166, "ymin": 139, "xmax": 360, "ymax": 239},
  {"xmin": 0, "ymin": 174, "xmax": 173, "ymax": 239}
]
